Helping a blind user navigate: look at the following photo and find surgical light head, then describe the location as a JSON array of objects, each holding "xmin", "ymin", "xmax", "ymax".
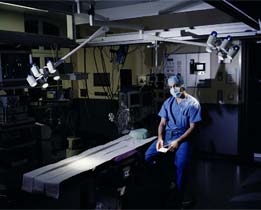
[
  {"xmin": 167, "ymin": 74, "xmax": 184, "ymax": 87},
  {"xmin": 227, "ymin": 45, "xmax": 240, "ymax": 60},
  {"xmin": 46, "ymin": 60, "xmax": 56, "ymax": 74},
  {"xmin": 38, "ymin": 76, "xmax": 49, "ymax": 89},
  {"xmin": 220, "ymin": 35, "xmax": 232, "ymax": 52},
  {"xmin": 26, "ymin": 75, "xmax": 37, "ymax": 87},
  {"xmin": 53, "ymin": 71, "xmax": 60, "ymax": 81},
  {"xmin": 30, "ymin": 64, "xmax": 41, "ymax": 78},
  {"xmin": 207, "ymin": 31, "xmax": 218, "ymax": 48},
  {"xmin": 39, "ymin": 68, "xmax": 49, "ymax": 77},
  {"xmin": 206, "ymin": 31, "xmax": 239, "ymax": 62}
]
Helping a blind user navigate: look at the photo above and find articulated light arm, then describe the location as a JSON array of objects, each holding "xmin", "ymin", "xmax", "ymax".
[
  {"xmin": 54, "ymin": 26, "xmax": 109, "ymax": 68},
  {"xmin": 27, "ymin": 26, "xmax": 109, "ymax": 88}
]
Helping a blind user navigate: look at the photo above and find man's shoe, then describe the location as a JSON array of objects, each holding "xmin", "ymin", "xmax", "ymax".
[{"xmin": 182, "ymin": 199, "xmax": 194, "ymax": 208}]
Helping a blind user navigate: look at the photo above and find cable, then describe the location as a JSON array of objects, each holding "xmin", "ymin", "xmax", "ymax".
[
  {"xmin": 50, "ymin": 45, "xmax": 56, "ymax": 62},
  {"xmin": 99, "ymin": 47, "xmax": 114, "ymax": 100},
  {"xmin": 127, "ymin": 45, "xmax": 140, "ymax": 54},
  {"xmin": 101, "ymin": 47, "xmax": 113, "ymax": 99},
  {"xmin": 93, "ymin": 47, "xmax": 110, "ymax": 99},
  {"xmin": 111, "ymin": 52, "xmax": 115, "ymax": 95},
  {"xmin": 99, "ymin": 47, "xmax": 112, "ymax": 99},
  {"xmin": 83, "ymin": 48, "xmax": 89, "ymax": 99},
  {"xmin": 104, "ymin": 46, "xmax": 121, "ymax": 98},
  {"xmin": 102, "ymin": 47, "xmax": 111, "ymax": 59}
]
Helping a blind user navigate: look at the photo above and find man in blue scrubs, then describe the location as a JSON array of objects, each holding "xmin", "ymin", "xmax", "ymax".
[{"xmin": 145, "ymin": 73, "xmax": 201, "ymax": 206}]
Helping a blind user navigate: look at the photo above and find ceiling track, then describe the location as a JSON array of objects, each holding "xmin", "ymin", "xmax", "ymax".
[
  {"xmin": 203, "ymin": 0, "xmax": 259, "ymax": 30},
  {"xmin": 76, "ymin": 22, "xmax": 257, "ymax": 47}
]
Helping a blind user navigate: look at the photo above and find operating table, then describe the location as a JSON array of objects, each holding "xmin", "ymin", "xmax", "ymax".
[{"xmin": 22, "ymin": 134, "xmax": 156, "ymax": 199}]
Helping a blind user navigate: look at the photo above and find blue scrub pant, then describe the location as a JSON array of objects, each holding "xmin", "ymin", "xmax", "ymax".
[{"xmin": 145, "ymin": 130, "xmax": 192, "ymax": 192}]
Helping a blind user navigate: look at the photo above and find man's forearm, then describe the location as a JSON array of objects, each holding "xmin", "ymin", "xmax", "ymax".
[
  {"xmin": 158, "ymin": 124, "xmax": 165, "ymax": 141},
  {"xmin": 176, "ymin": 124, "xmax": 195, "ymax": 144}
]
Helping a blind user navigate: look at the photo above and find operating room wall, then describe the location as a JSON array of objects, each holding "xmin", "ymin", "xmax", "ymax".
[
  {"xmin": 73, "ymin": 45, "xmax": 152, "ymax": 99},
  {"xmin": 0, "ymin": 9, "xmax": 25, "ymax": 32},
  {"xmin": 163, "ymin": 42, "xmax": 241, "ymax": 105}
]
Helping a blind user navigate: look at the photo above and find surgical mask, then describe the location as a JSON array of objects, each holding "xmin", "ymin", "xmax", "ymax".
[{"xmin": 170, "ymin": 87, "xmax": 182, "ymax": 98}]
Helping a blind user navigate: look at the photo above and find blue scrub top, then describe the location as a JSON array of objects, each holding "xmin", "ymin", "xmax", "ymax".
[{"xmin": 158, "ymin": 95, "xmax": 202, "ymax": 134}]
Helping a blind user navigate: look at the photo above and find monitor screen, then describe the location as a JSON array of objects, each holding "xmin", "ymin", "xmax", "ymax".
[
  {"xmin": 195, "ymin": 63, "xmax": 205, "ymax": 71},
  {"xmin": 57, "ymin": 63, "xmax": 74, "ymax": 74},
  {"xmin": 93, "ymin": 73, "xmax": 110, "ymax": 86}
]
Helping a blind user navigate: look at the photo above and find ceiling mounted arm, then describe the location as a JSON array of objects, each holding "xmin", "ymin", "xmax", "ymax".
[
  {"xmin": 145, "ymin": 34, "xmax": 208, "ymax": 47},
  {"xmin": 54, "ymin": 26, "xmax": 109, "ymax": 67},
  {"xmin": 75, "ymin": 0, "xmax": 80, "ymax": 14}
]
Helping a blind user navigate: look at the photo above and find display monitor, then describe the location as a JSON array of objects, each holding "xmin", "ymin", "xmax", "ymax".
[
  {"xmin": 93, "ymin": 73, "xmax": 110, "ymax": 87},
  {"xmin": 195, "ymin": 63, "xmax": 205, "ymax": 71},
  {"xmin": 127, "ymin": 91, "xmax": 141, "ymax": 108},
  {"xmin": 57, "ymin": 63, "xmax": 74, "ymax": 74}
]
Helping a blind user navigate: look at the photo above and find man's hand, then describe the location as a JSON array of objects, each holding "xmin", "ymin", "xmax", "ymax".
[
  {"xmin": 156, "ymin": 139, "xmax": 164, "ymax": 151},
  {"xmin": 168, "ymin": 140, "xmax": 180, "ymax": 152}
]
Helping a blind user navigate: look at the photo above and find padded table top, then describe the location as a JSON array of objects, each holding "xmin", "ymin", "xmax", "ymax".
[{"xmin": 22, "ymin": 134, "xmax": 156, "ymax": 199}]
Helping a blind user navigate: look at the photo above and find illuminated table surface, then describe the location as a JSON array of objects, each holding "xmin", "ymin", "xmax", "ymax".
[{"xmin": 22, "ymin": 134, "xmax": 157, "ymax": 199}]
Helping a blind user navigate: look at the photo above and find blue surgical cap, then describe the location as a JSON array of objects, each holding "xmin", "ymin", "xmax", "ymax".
[{"xmin": 167, "ymin": 74, "xmax": 184, "ymax": 86}]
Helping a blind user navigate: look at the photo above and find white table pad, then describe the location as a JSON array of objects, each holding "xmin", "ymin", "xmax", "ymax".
[{"xmin": 22, "ymin": 135, "xmax": 156, "ymax": 199}]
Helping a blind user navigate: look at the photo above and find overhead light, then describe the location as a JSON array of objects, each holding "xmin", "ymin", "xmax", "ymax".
[
  {"xmin": 220, "ymin": 35, "xmax": 232, "ymax": 52},
  {"xmin": 227, "ymin": 45, "xmax": 240, "ymax": 60},
  {"xmin": 26, "ymin": 27, "xmax": 109, "ymax": 88},
  {"xmin": 26, "ymin": 75, "xmax": 37, "ymax": 87},
  {"xmin": 206, "ymin": 32, "xmax": 239, "ymax": 61},
  {"xmin": 30, "ymin": 65, "xmax": 41, "ymax": 78},
  {"xmin": 46, "ymin": 61, "xmax": 56, "ymax": 74},
  {"xmin": 42, "ymin": 83, "xmax": 49, "ymax": 89},
  {"xmin": 207, "ymin": 31, "xmax": 217, "ymax": 48},
  {"xmin": 38, "ymin": 77, "xmax": 49, "ymax": 89},
  {"xmin": 27, "ymin": 64, "xmax": 49, "ymax": 88},
  {"xmin": 53, "ymin": 72, "xmax": 60, "ymax": 81}
]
